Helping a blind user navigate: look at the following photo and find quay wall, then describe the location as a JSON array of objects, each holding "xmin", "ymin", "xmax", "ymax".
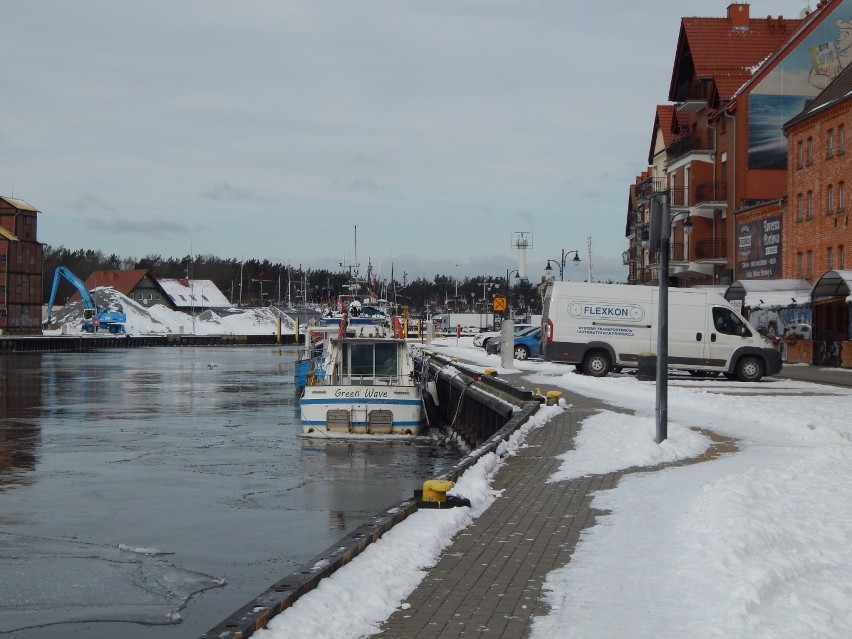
[
  {"xmin": 0, "ymin": 333, "xmax": 299, "ymax": 353},
  {"xmin": 200, "ymin": 353, "xmax": 542, "ymax": 639}
]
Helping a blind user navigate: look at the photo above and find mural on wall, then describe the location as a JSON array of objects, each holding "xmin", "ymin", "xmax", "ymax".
[
  {"xmin": 736, "ymin": 214, "xmax": 782, "ymax": 279},
  {"xmin": 748, "ymin": 0, "xmax": 852, "ymax": 169}
]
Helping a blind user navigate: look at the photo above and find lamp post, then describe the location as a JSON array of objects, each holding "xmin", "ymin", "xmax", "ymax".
[
  {"xmin": 650, "ymin": 192, "xmax": 693, "ymax": 443},
  {"xmin": 506, "ymin": 269, "xmax": 520, "ymax": 319},
  {"xmin": 544, "ymin": 249, "xmax": 581, "ymax": 281},
  {"xmin": 480, "ymin": 281, "xmax": 496, "ymax": 329}
]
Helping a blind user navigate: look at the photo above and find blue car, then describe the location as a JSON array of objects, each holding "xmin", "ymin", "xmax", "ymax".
[{"xmin": 485, "ymin": 326, "xmax": 542, "ymax": 360}]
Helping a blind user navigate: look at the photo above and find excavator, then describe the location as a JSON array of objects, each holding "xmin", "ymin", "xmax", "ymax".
[{"xmin": 45, "ymin": 266, "xmax": 127, "ymax": 333}]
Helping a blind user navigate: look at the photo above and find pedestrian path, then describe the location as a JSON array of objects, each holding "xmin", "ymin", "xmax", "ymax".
[
  {"xmin": 377, "ymin": 374, "xmax": 739, "ymax": 639},
  {"xmin": 378, "ymin": 406, "xmax": 609, "ymax": 638}
]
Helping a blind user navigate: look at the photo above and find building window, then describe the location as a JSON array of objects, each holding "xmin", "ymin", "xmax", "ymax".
[
  {"xmin": 828, "ymin": 246, "xmax": 834, "ymax": 270},
  {"xmin": 807, "ymin": 191, "xmax": 814, "ymax": 219},
  {"xmin": 839, "ymin": 182, "xmax": 846, "ymax": 211},
  {"xmin": 796, "ymin": 252, "xmax": 803, "ymax": 278},
  {"xmin": 796, "ymin": 141, "xmax": 804, "ymax": 169},
  {"xmin": 840, "ymin": 246, "xmax": 846, "ymax": 270},
  {"xmin": 806, "ymin": 251, "xmax": 814, "ymax": 280},
  {"xmin": 806, "ymin": 137, "xmax": 814, "ymax": 165},
  {"xmin": 827, "ymin": 184, "xmax": 835, "ymax": 214},
  {"xmin": 0, "ymin": 285, "xmax": 5, "ymax": 294},
  {"xmin": 796, "ymin": 193, "xmax": 804, "ymax": 221},
  {"xmin": 827, "ymin": 129, "xmax": 835, "ymax": 158},
  {"xmin": 839, "ymin": 124, "xmax": 846, "ymax": 154}
]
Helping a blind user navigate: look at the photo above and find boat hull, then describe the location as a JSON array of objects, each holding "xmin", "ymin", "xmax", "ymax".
[{"xmin": 300, "ymin": 385, "xmax": 425, "ymax": 436}]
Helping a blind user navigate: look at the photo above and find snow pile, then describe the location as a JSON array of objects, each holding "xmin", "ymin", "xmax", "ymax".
[{"xmin": 46, "ymin": 287, "xmax": 291, "ymax": 336}]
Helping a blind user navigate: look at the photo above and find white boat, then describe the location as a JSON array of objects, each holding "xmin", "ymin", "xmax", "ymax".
[{"xmin": 300, "ymin": 323, "xmax": 427, "ymax": 436}]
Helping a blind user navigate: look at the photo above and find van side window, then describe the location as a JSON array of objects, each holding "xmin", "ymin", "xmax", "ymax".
[{"xmin": 712, "ymin": 308, "xmax": 749, "ymax": 336}]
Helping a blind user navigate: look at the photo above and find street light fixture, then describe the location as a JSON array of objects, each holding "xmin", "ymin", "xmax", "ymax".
[{"xmin": 544, "ymin": 249, "xmax": 581, "ymax": 281}]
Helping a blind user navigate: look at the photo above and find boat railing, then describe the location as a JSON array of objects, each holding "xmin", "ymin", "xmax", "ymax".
[{"xmin": 344, "ymin": 375, "xmax": 401, "ymax": 386}]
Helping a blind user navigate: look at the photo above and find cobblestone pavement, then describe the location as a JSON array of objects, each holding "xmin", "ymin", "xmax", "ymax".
[
  {"xmin": 377, "ymin": 371, "xmax": 740, "ymax": 639},
  {"xmin": 378, "ymin": 396, "xmax": 613, "ymax": 639}
]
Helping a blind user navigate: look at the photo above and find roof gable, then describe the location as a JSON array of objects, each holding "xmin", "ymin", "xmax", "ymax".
[
  {"xmin": 84, "ymin": 270, "xmax": 153, "ymax": 296},
  {"xmin": 785, "ymin": 62, "xmax": 852, "ymax": 128},
  {"xmin": 670, "ymin": 11, "xmax": 802, "ymax": 103}
]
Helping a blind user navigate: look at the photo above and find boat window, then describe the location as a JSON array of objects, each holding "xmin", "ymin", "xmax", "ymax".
[
  {"xmin": 375, "ymin": 343, "xmax": 398, "ymax": 377},
  {"xmin": 349, "ymin": 343, "xmax": 375, "ymax": 376}
]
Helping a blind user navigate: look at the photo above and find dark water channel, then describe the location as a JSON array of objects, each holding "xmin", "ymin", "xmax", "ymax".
[{"xmin": 0, "ymin": 347, "xmax": 462, "ymax": 638}]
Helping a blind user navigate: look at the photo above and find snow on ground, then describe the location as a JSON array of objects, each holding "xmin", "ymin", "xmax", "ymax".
[
  {"xmin": 44, "ymin": 287, "xmax": 293, "ymax": 336},
  {"xmin": 257, "ymin": 335, "xmax": 852, "ymax": 638}
]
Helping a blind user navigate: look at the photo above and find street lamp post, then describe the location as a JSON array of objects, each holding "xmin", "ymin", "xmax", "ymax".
[
  {"xmin": 649, "ymin": 193, "xmax": 693, "ymax": 443},
  {"xmin": 506, "ymin": 269, "xmax": 520, "ymax": 319},
  {"xmin": 544, "ymin": 249, "xmax": 581, "ymax": 281},
  {"xmin": 480, "ymin": 281, "xmax": 496, "ymax": 329}
]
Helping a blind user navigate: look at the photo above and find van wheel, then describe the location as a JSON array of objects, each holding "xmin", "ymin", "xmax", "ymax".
[
  {"xmin": 514, "ymin": 345, "xmax": 530, "ymax": 360},
  {"xmin": 582, "ymin": 351, "xmax": 611, "ymax": 377},
  {"xmin": 736, "ymin": 356, "xmax": 764, "ymax": 382}
]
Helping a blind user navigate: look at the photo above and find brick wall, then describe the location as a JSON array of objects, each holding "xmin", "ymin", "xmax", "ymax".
[{"xmin": 784, "ymin": 102, "xmax": 852, "ymax": 281}]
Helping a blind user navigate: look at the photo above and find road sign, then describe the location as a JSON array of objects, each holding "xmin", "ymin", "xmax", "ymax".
[{"xmin": 492, "ymin": 296, "xmax": 507, "ymax": 312}]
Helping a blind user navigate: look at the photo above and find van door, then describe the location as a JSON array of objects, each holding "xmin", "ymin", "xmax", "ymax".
[
  {"xmin": 667, "ymin": 298, "xmax": 710, "ymax": 368},
  {"xmin": 707, "ymin": 306, "xmax": 749, "ymax": 367}
]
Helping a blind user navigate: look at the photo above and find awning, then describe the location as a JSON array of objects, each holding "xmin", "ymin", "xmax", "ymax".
[{"xmin": 811, "ymin": 270, "xmax": 852, "ymax": 302}]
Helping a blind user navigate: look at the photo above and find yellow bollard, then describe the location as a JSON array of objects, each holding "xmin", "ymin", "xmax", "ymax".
[
  {"xmin": 483, "ymin": 368, "xmax": 497, "ymax": 376},
  {"xmin": 421, "ymin": 479, "xmax": 455, "ymax": 503},
  {"xmin": 545, "ymin": 390, "xmax": 562, "ymax": 406}
]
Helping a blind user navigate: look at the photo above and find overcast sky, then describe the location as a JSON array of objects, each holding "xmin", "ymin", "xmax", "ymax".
[{"xmin": 1, "ymin": 1, "xmax": 814, "ymax": 282}]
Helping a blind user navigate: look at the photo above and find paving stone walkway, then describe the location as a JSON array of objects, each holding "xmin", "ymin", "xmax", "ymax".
[{"xmin": 378, "ymin": 402, "xmax": 615, "ymax": 638}]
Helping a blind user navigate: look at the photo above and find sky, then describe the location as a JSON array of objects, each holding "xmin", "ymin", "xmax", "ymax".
[
  {"xmin": 1, "ymin": 1, "xmax": 816, "ymax": 283},
  {"xmin": 254, "ymin": 337, "xmax": 852, "ymax": 639}
]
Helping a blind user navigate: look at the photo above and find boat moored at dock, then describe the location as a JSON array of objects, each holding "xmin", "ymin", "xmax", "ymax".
[{"xmin": 299, "ymin": 323, "xmax": 427, "ymax": 436}]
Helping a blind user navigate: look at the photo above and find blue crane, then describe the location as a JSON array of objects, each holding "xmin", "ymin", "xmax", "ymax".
[{"xmin": 45, "ymin": 267, "xmax": 127, "ymax": 333}]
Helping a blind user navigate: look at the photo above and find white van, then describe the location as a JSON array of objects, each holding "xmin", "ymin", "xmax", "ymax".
[{"xmin": 541, "ymin": 282, "xmax": 782, "ymax": 382}]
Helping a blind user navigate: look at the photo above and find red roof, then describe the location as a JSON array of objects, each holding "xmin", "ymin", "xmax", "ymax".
[
  {"xmin": 670, "ymin": 12, "xmax": 802, "ymax": 102},
  {"xmin": 84, "ymin": 269, "xmax": 151, "ymax": 296}
]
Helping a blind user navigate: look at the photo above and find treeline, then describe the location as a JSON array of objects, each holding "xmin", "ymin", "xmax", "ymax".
[{"xmin": 42, "ymin": 245, "xmax": 545, "ymax": 315}]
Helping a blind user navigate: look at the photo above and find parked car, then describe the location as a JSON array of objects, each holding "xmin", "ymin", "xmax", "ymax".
[
  {"xmin": 474, "ymin": 323, "xmax": 533, "ymax": 349},
  {"xmin": 485, "ymin": 326, "xmax": 542, "ymax": 360}
]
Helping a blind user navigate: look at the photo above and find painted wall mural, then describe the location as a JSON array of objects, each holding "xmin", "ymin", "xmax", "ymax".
[{"xmin": 748, "ymin": 0, "xmax": 852, "ymax": 169}]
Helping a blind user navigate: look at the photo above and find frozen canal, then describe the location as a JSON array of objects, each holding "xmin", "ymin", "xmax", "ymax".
[{"xmin": 0, "ymin": 346, "xmax": 462, "ymax": 638}]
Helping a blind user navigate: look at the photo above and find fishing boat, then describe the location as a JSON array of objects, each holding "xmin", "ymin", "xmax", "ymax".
[{"xmin": 299, "ymin": 321, "xmax": 427, "ymax": 437}]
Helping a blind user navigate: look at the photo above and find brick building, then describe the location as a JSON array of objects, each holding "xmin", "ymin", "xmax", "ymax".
[
  {"xmin": 0, "ymin": 196, "xmax": 43, "ymax": 335},
  {"xmin": 782, "ymin": 63, "xmax": 851, "ymax": 280},
  {"xmin": 628, "ymin": 0, "xmax": 852, "ymax": 287}
]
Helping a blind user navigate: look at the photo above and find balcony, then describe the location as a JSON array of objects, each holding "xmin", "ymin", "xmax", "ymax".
[
  {"xmin": 669, "ymin": 186, "xmax": 689, "ymax": 209},
  {"xmin": 667, "ymin": 239, "xmax": 726, "ymax": 264},
  {"xmin": 674, "ymin": 80, "xmax": 710, "ymax": 113},
  {"xmin": 694, "ymin": 181, "xmax": 727, "ymax": 206},
  {"xmin": 670, "ymin": 242, "xmax": 686, "ymax": 262},
  {"xmin": 635, "ymin": 176, "xmax": 667, "ymax": 201},
  {"xmin": 666, "ymin": 131, "xmax": 714, "ymax": 163},
  {"xmin": 695, "ymin": 238, "xmax": 727, "ymax": 262}
]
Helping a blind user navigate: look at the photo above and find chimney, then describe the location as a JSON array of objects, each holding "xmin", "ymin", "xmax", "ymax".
[{"xmin": 727, "ymin": 3, "xmax": 750, "ymax": 29}]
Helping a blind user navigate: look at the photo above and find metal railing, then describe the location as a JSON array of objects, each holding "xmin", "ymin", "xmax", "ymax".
[
  {"xmin": 695, "ymin": 239, "xmax": 726, "ymax": 260},
  {"xmin": 695, "ymin": 181, "xmax": 728, "ymax": 204},
  {"xmin": 666, "ymin": 131, "xmax": 714, "ymax": 162}
]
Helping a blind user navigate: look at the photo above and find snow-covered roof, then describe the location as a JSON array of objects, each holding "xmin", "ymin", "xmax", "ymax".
[{"xmin": 157, "ymin": 278, "xmax": 232, "ymax": 309}]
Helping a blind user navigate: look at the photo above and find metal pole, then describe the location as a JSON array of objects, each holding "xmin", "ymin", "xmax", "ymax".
[
  {"xmin": 655, "ymin": 194, "xmax": 670, "ymax": 443},
  {"xmin": 560, "ymin": 249, "xmax": 565, "ymax": 281}
]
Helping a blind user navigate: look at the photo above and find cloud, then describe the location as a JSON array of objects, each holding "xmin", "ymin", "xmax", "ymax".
[
  {"xmin": 68, "ymin": 194, "xmax": 121, "ymax": 214},
  {"xmin": 201, "ymin": 182, "xmax": 275, "ymax": 204},
  {"xmin": 85, "ymin": 217, "xmax": 190, "ymax": 235}
]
